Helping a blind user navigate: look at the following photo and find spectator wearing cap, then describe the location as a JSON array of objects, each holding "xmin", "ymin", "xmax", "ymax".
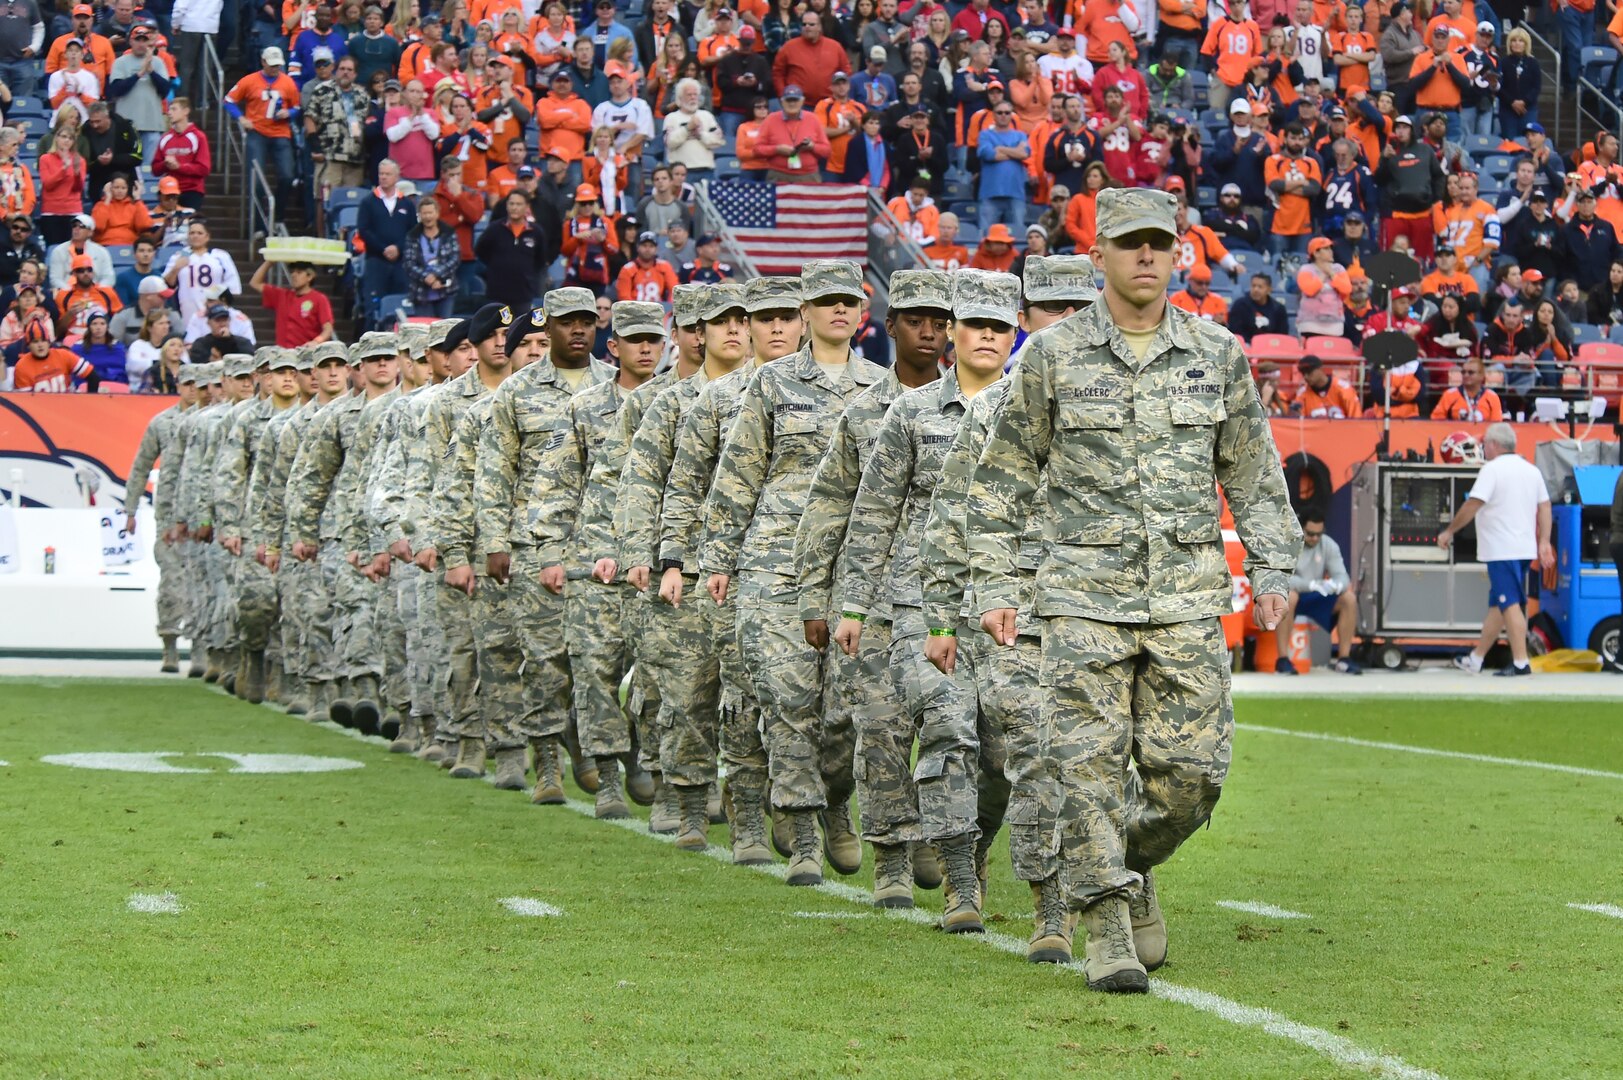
[
  {"xmin": 1292, "ymin": 355, "xmax": 1361, "ymax": 418},
  {"xmin": 1379, "ymin": 3, "xmax": 1426, "ymax": 104},
  {"xmin": 585, "ymin": 0, "xmax": 634, "ymax": 66},
  {"xmin": 1373, "ymin": 114, "xmax": 1445, "ymax": 261},
  {"xmin": 537, "ymin": 67, "xmax": 593, "ymax": 186},
  {"xmin": 187, "ymin": 304, "xmax": 253, "ymax": 364},
  {"xmin": 170, "ymin": 0, "xmax": 223, "ymax": 102},
  {"xmin": 851, "ymin": 45, "xmax": 898, "ymax": 110},
  {"xmin": 251, "ymin": 256, "xmax": 337, "ymax": 344},
  {"xmin": 591, "ymin": 62, "xmax": 654, "ymax": 184},
  {"xmin": 73, "ymin": 308, "xmax": 127, "ymax": 383},
  {"xmin": 477, "ymin": 188, "xmax": 554, "ymax": 309},
  {"xmin": 1296, "ymin": 237, "xmax": 1353, "ymax": 337},
  {"xmin": 0, "ymin": 280, "xmax": 54, "ymax": 355},
  {"xmin": 152, "ymin": 97, "xmax": 210, "ymax": 211},
  {"xmin": 1456, "ymin": 21, "xmax": 1499, "ymax": 138},
  {"xmin": 396, "ymin": 13, "xmax": 443, "ymax": 84},
  {"xmin": 346, "ymin": 5, "xmax": 400, "ymax": 86},
  {"xmin": 977, "ymin": 95, "xmax": 1030, "ymax": 236},
  {"xmin": 680, "ymin": 232, "xmax": 732, "ymax": 284},
  {"xmin": 757, "ymin": 84, "xmax": 830, "ymax": 182},
  {"xmin": 814, "ymin": 72, "xmax": 866, "ymax": 179},
  {"xmin": 1420, "ymin": 244, "xmax": 1480, "ymax": 312},
  {"xmin": 475, "ymin": 55, "xmax": 534, "ymax": 168},
  {"xmin": 1202, "ymin": 182, "xmax": 1261, "ymax": 251},
  {"xmin": 970, "ymin": 221, "xmax": 1016, "ymax": 270},
  {"xmin": 226, "ymin": 47, "xmax": 301, "ymax": 235},
  {"xmin": 110, "ymin": 270, "xmax": 171, "ymax": 341},
  {"xmin": 11, "ymin": 321, "xmax": 98, "ymax": 392},
  {"xmin": 774, "ymin": 10, "xmax": 847, "ymax": 105},
  {"xmin": 356, "ymin": 158, "xmax": 415, "ymax": 319},
  {"xmin": 0, "ymin": 0, "xmax": 45, "ymax": 99},
  {"xmin": 663, "ymin": 78, "xmax": 725, "ymax": 178},
  {"xmin": 0, "ymin": 213, "xmax": 45, "ymax": 287},
  {"xmin": 91, "ymin": 172, "xmax": 154, "ymax": 246},
  {"xmin": 697, "ymin": 6, "xmax": 741, "ymax": 75},
  {"xmin": 1210, "ymin": 98, "xmax": 1272, "ymax": 208},
  {"xmin": 98, "ymin": 0, "xmax": 158, "ymax": 54},
  {"xmin": 1563, "ymin": 187, "xmax": 1620, "ymax": 293},
  {"xmin": 148, "ymin": 177, "xmax": 195, "ymax": 248},
  {"xmin": 1499, "ymin": 28, "xmax": 1541, "ymax": 138},
  {"xmin": 47, "ymin": 213, "xmax": 114, "ymax": 289},
  {"xmin": 48, "ymin": 37, "xmax": 102, "ymax": 124},
  {"xmin": 107, "ymin": 24, "xmax": 173, "ymax": 169},
  {"xmin": 616, "ymin": 229, "xmax": 678, "ymax": 302},
  {"xmin": 1423, "ymin": 0, "xmax": 1474, "ymax": 49},
  {"xmin": 56, "ymin": 252, "xmax": 123, "ymax": 344},
  {"xmin": 1408, "ymin": 25, "xmax": 1471, "ymax": 139},
  {"xmin": 0, "ymin": 129, "xmax": 35, "ymax": 221},
  {"xmin": 1333, "ymin": 209, "xmax": 1377, "ymax": 269},
  {"xmin": 384, "ymin": 78, "xmax": 441, "ymax": 181},
  {"xmin": 289, "ymin": 4, "xmax": 348, "ymax": 87},
  {"xmin": 47, "ymin": 3, "xmax": 114, "ymax": 85},
  {"xmin": 714, "ymin": 25, "xmax": 773, "ymax": 139}
]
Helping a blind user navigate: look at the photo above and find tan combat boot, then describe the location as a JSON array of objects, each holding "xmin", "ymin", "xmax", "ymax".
[
  {"xmin": 242, "ymin": 650, "xmax": 268, "ymax": 705},
  {"xmin": 448, "ymin": 737, "xmax": 487, "ymax": 780},
  {"xmin": 438, "ymin": 737, "xmax": 459, "ymax": 769},
  {"xmin": 624, "ymin": 758, "xmax": 655, "ymax": 806},
  {"xmin": 160, "ymin": 634, "xmax": 179, "ymax": 674},
  {"xmin": 1130, "ymin": 870, "xmax": 1167, "ymax": 972},
  {"xmin": 912, "ymin": 842, "xmax": 943, "ymax": 890},
  {"xmin": 413, "ymin": 716, "xmax": 443, "ymax": 761},
  {"xmin": 1080, "ymin": 896, "xmax": 1149, "ymax": 993},
  {"xmin": 203, "ymin": 648, "xmax": 222, "ymax": 683},
  {"xmin": 871, "ymin": 843, "xmax": 914, "ymax": 909},
  {"xmin": 820, "ymin": 800, "xmax": 862, "ymax": 875},
  {"xmin": 785, "ymin": 811, "xmax": 823, "ymax": 886},
  {"xmin": 729, "ymin": 780, "xmax": 772, "ymax": 866},
  {"xmin": 264, "ymin": 657, "xmax": 283, "ymax": 703},
  {"xmin": 530, "ymin": 737, "xmax": 566, "ymax": 804},
  {"xmin": 389, "ymin": 715, "xmax": 421, "ymax": 754},
  {"xmin": 186, "ymin": 642, "xmax": 206, "ymax": 678},
  {"xmin": 594, "ymin": 758, "xmax": 629, "ymax": 819},
  {"xmin": 674, "ymin": 786, "xmax": 710, "ymax": 851},
  {"xmin": 648, "ymin": 777, "xmax": 679, "ymax": 834},
  {"xmin": 350, "ymin": 675, "xmax": 382, "ymax": 734},
  {"xmin": 491, "ymin": 747, "xmax": 528, "ymax": 790},
  {"xmin": 563, "ymin": 724, "xmax": 598, "ymax": 793},
  {"xmin": 283, "ymin": 677, "xmax": 310, "ymax": 716},
  {"xmin": 770, "ymin": 806, "xmax": 793, "ymax": 858},
  {"xmin": 939, "ymin": 835, "xmax": 984, "ymax": 933},
  {"xmin": 706, "ymin": 782, "xmax": 725, "ymax": 825},
  {"xmin": 1028, "ymin": 874, "xmax": 1074, "ymax": 964}
]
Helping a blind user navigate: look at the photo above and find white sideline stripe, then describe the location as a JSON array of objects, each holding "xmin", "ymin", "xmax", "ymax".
[
  {"xmin": 1216, "ymin": 900, "xmax": 1311, "ymax": 920},
  {"xmin": 792, "ymin": 911, "xmax": 873, "ymax": 920},
  {"xmin": 127, "ymin": 892, "xmax": 183, "ymax": 914},
  {"xmin": 559, "ymin": 799, "xmax": 1444, "ymax": 1080},
  {"xmin": 499, "ymin": 897, "xmax": 565, "ymax": 917},
  {"xmin": 1237, "ymin": 724, "xmax": 1623, "ymax": 782},
  {"xmin": 1569, "ymin": 902, "xmax": 1623, "ymax": 921}
]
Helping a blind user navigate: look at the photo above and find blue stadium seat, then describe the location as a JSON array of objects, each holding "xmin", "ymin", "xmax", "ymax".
[
  {"xmin": 1188, "ymin": 70, "xmax": 1209, "ymax": 110},
  {"xmin": 1476, "ymin": 174, "xmax": 1504, "ymax": 198},
  {"xmin": 8, "ymin": 96, "xmax": 38, "ymax": 113},
  {"xmin": 1233, "ymin": 249, "xmax": 1267, "ymax": 278},
  {"xmin": 1195, "ymin": 184, "xmax": 1216, "ymax": 209},
  {"xmin": 943, "ymin": 175, "xmax": 973, "ymax": 202},
  {"xmin": 109, "ymin": 245, "xmax": 134, "ymax": 263},
  {"xmin": 333, "ymin": 204, "xmax": 359, "ymax": 239},
  {"xmin": 1582, "ymin": 45, "xmax": 1618, "ymax": 86},
  {"xmin": 326, "ymin": 185, "xmax": 368, "ymax": 213},
  {"xmin": 1573, "ymin": 322, "xmax": 1607, "ymax": 346},
  {"xmin": 1481, "ymin": 153, "xmax": 1514, "ymax": 179},
  {"xmin": 956, "ymin": 220, "xmax": 982, "ymax": 246},
  {"xmin": 376, "ymin": 292, "xmax": 411, "ymax": 326},
  {"xmin": 1463, "ymin": 133, "xmax": 1499, "ymax": 157}
]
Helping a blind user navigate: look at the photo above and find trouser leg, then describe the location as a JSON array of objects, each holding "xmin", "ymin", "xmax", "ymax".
[
  {"xmin": 512, "ymin": 547, "xmax": 571, "ymax": 740},
  {"xmin": 661, "ymin": 577, "xmax": 723, "ymax": 787},
  {"xmin": 847, "ymin": 617, "xmax": 921, "ymax": 846},
  {"xmin": 233, "ymin": 554, "xmax": 278, "ymax": 651},
  {"xmin": 474, "ymin": 570, "xmax": 526, "ymax": 751},
  {"xmin": 567, "ymin": 578, "xmax": 633, "ymax": 759},
  {"xmin": 154, "ymin": 536, "xmax": 185, "ymax": 636},
  {"xmin": 334, "ymin": 555, "xmax": 381, "ymax": 681},
  {"xmin": 974, "ymin": 630, "xmax": 1056, "ymax": 883},
  {"xmin": 890, "ymin": 619, "xmax": 979, "ymax": 842},
  {"xmin": 438, "ymin": 575, "xmax": 481, "ymax": 738},
  {"xmin": 741, "ymin": 571, "xmax": 821, "ymax": 809},
  {"xmin": 715, "ymin": 574, "xmax": 766, "ymax": 790}
]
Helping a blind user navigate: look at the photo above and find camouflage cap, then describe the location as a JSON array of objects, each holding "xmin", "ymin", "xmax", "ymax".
[
  {"xmin": 611, "ymin": 300, "xmax": 667, "ymax": 339},
  {"xmin": 176, "ymin": 364, "xmax": 199, "ymax": 384},
  {"xmin": 545, "ymin": 286, "xmax": 598, "ymax": 320},
  {"xmin": 799, "ymin": 260, "xmax": 864, "ymax": 303},
  {"xmin": 199, "ymin": 361, "xmax": 223, "ymax": 384},
  {"xmin": 887, "ymin": 268, "xmax": 952, "ymax": 312},
  {"xmin": 398, "ymin": 325, "xmax": 428, "ymax": 360},
  {"xmin": 700, "ymin": 281, "xmax": 748, "ymax": 322},
  {"xmin": 426, "ymin": 317, "xmax": 462, "ymax": 349},
  {"xmin": 1095, "ymin": 187, "xmax": 1178, "ymax": 241},
  {"xmin": 267, "ymin": 347, "xmax": 299, "ymax": 371},
  {"xmin": 1022, "ymin": 254, "xmax": 1100, "ymax": 304},
  {"xmin": 310, "ymin": 342, "xmax": 349, "ymax": 367},
  {"xmin": 221, "ymin": 353, "xmax": 256, "ymax": 378},
  {"xmin": 672, "ymin": 283, "xmax": 705, "ymax": 328},
  {"xmin": 743, "ymin": 276, "xmax": 801, "ymax": 314},
  {"xmin": 252, "ymin": 346, "xmax": 278, "ymax": 369},
  {"xmin": 292, "ymin": 347, "xmax": 315, "ymax": 372},
  {"xmin": 357, "ymin": 331, "xmax": 398, "ymax": 361},
  {"xmin": 951, "ymin": 268, "xmax": 1021, "ymax": 326}
]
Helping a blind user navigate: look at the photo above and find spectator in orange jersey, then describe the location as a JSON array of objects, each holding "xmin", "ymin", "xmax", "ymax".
[
  {"xmin": 1296, "ymin": 237, "xmax": 1353, "ymax": 337},
  {"xmin": 90, "ymin": 173, "xmax": 155, "ymax": 246},
  {"xmin": 475, "ymin": 58, "xmax": 533, "ymax": 171},
  {"xmin": 536, "ymin": 68, "xmax": 593, "ymax": 181},
  {"xmin": 1173, "ymin": 196, "xmax": 1239, "ymax": 278},
  {"xmin": 925, "ymin": 211, "xmax": 971, "ymax": 269},
  {"xmin": 11, "ymin": 321, "xmax": 98, "ymax": 392},
  {"xmin": 1293, "ymin": 354, "xmax": 1362, "ymax": 417},
  {"xmin": 226, "ymin": 47, "xmax": 301, "ymax": 237},
  {"xmin": 1201, "ymin": 0, "xmax": 1262, "ymax": 117},
  {"xmin": 1409, "ymin": 26, "xmax": 1471, "ymax": 137},
  {"xmin": 1331, "ymin": 3, "xmax": 1378, "ymax": 94},
  {"xmin": 1064, "ymin": 159, "xmax": 1114, "ymax": 252},
  {"xmin": 1170, "ymin": 264, "xmax": 1229, "ymax": 321},
  {"xmin": 888, "ymin": 174, "xmax": 941, "ymax": 246},
  {"xmin": 1070, "ymin": 0, "xmax": 1139, "ymax": 66},
  {"xmin": 1421, "ymin": 244, "xmax": 1482, "ymax": 313},
  {"xmin": 970, "ymin": 222, "xmax": 1017, "ymax": 271},
  {"xmin": 0, "ymin": 129, "xmax": 37, "ymax": 220},
  {"xmin": 1265, "ymin": 122, "xmax": 1323, "ymax": 261},
  {"xmin": 1367, "ymin": 357, "xmax": 1425, "ymax": 417},
  {"xmin": 616, "ymin": 230, "xmax": 680, "ymax": 301},
  {"xmin": 1432, "ymin": 357, "xmax": 1505, "ymax": 420},
  {"xmin": 48, "ymin": 5, "xmax": 116, "ymax": 86},
  {"xmin": 735, "ymin": 97, "xmax": 772, "ymax": 178}
]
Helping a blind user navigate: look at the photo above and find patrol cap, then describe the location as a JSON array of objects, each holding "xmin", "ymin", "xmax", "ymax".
[
  {"xmin": 1022, "ymin": 254, "xmax": 1100, "ymax": 304},
  {"xmin": 222, "ymin": 353, "xmax": 256, "ymax": 378},
  {"xmin": 1095, "ymin": 187, "xmax": 1179, "ymax": 242},
  {"xmin": 198, "ymin": 361, "xmax": 221, "ymax": 384},
  {"xmin": 252, "ymin": 346, "xmax": 278, "ymax": 369},
  {"xmin": 469, "ymin": 302, "xmax": 517, "ymax": 345},
  {"xmin": 544, "ymin": 287, "xmax": 598, "ymax": 320},
  {"xmin": 611, "ymin": 300, "xmax": 667, "ymax": 339},
  {"xmin": 799, "ymin": 260, "xmax": 865, "ymax": 303},
  {"xmin": 506, "ymin": 306, "xmax": 549, "ymax": 354},
  {"xmin": 951, "ymin": 269, "xmax": 1021, "ymax": 326},
  {"xmin": 672, "ymin": 283, "xmax": 705, "ymax": 328},
  {"xmin": 426, "ymin": 317, "xmax": 462, "ymax": 350},
  {"xmin": 886, "ymin": 268, "xmax": 952, "ymax": 313},
  {"xmin": 176, "ymin": 364, "xmax": 199, "ymax": 385},
  {"xmin": 293, "ymin": 347, "xmax": 315, "ymax": 372},
  {"xmin": 310, "ymin": 342, "xmax": 349, "ymax": 367},
  {"xmin": 700, "ymin": 281, "xmax": 748, "ymax": 321},
  {"xmin": 398, "ymin": 325, "xmax": 428, "ymax": 360},
  {"xmin": 743, "ymin": 276, "xmax": 801, "ymax": 314},
  {"xmin": 268, "ymin": 347, "xmax": 298, "ymax": 371},
  {"xmin": 356, "ymin": 331, "xmax": 398, "ymax": 360}
]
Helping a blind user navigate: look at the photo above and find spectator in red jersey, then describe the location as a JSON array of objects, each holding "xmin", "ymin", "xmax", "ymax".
[
  {"xmin": 756, "ymin": 85, "xmax": 830, "ymax": 182},
  {"xmin": 951, "ymin": 0, "xmax": 1010, "ymax": 41},
  {"xmin": 249, "ymin": 258, "xmax": 336, "ymax": 346},
  {"xmin": 152, "ymin": 97, "xmax": 210, "ymax": 210},
  {"xmin": 772, "ymin": 11, "xmax": 847, "ymax": 105}
]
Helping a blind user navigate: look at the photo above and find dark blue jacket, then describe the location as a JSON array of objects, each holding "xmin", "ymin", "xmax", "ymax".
[
  {"xmin": 357, "ymin": 191, "xmax": 417, "ymax": 261},
  {"xmin": 1499, "ymin": 54, "xmax": 1542, "ymax": 112},
  {"xmin": 1209, "ymin": 128, "xmax": 1271, "ymax": 206}
]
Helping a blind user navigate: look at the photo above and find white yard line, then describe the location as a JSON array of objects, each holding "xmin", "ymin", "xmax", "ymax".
[
  {"xmin": 559, "ymin": 799, "xmax": 1444, "ymax": 1080},
  {"xmin": 499, "ymin": 897, "xmax": 565, "ymax": 917},
  {"xmin": 1568, "ymin": 902, "xmax": 1623, "ymax": 921},
  {"xmin": 1216, "ymin": 900, "xmax": 1312, "ymax": 920},
  {"xmin": 126, "ymin": 892, "xmax": 184, "ymax": 914},
  {"xmin": 1237, "ymin": 724, "xmax": 1623, "ymax": 782},
  {"xmin": 792, "ymin": 911, "xmax": 873, "ymax": 919}
]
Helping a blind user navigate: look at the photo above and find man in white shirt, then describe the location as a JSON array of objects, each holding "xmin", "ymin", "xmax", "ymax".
[
  {"xmin": 1275, "ymin": 509, "xmax": 1361, "ymax": 674},
  {"xmin": 1438, "ymin": 423, "xmax": 1554, "ymax": 676}
]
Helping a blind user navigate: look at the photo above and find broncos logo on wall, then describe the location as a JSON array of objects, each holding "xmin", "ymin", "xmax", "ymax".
[{"xmin": 0, "ymin": 395, "xmax": 169, "ymax": 509}]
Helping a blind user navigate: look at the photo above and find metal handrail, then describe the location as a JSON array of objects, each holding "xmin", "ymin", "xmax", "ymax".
[
  {"xmin": 248, "ymin": 159, "xmax": 275, "ymax": 239},
  {"xmin": 202, "ymin": 38, "xmax": 238, "ymax": 196},
  {"xmin": 1520, "ymin": 21, "xmax": 1569, "ymax": 144},
  {"xmin": 867, "ymin": 189, "xmax": 931, "ymax": 267},
  {"xmin": 694, "ymin": 180, "xmax": 762, "ymax": 279}
]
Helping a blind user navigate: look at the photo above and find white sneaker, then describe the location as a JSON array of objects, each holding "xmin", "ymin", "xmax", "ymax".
[{"xmin": 1452, "ymin": 652, "xmax": 1483, "ymax": 674}]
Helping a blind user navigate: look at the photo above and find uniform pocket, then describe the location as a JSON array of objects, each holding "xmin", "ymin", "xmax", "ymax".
[
  {"xmin": 1169, "ymin": 395, "xmax": 1227, "ymax": 427},
  {"xmin": 1056, "ymin": 399, "xmax": 1124, "ymax": 430}
]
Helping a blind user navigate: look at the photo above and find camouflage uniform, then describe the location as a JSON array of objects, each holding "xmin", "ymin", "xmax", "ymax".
[
  {"xmin": 245, "ymin": 349, "xmax": 317, "ymax": 686},
  {"xmin": 167, "ymin": 365, "xmax": 218, "ymax": 655},
  {"xmin": 123, "ymin": 393, "xmax": 190, "ymax": 640},
  {"xmin": 654, "ymin": 281, "xmax": 768, "ymax": 794},
  {"xmin": 700, "ymin": 262, "xmax": 887, "ymax": 813},
  {"xmin": 968, "ymin": 191, "xmax": 1300, "ymax": 909},
  {"xmin": 794, "ymin": 269, "xmax": 948, "ymax": 846},
  {"xmin": 178, "ymin": 360, "xmax": 247, "ymax": 657},
  {"xmin": 563, "ymin": 301, "xmax": 668, "ymax": 762},
  {"xmin": 474, "ymin": 293, "xmax": 615, "ymax": 750}
]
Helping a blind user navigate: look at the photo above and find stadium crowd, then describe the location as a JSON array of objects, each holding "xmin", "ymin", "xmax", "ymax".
[{"xmin": 2, "ymin": 0, "xmax": 1623, "ymax": 416}]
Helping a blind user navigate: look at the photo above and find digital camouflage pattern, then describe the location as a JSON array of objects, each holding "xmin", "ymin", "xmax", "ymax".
[
  {"xmin": 796, "ymin": 260, "xmax": 864, "ymax": 302},
  {"xmin": 123, "ymin": 400, "xmax": 188, "ymax": 636},
  {"xmin": 1021, "ymin": 254, "xmax": 1099, "ymax": 304},
  {"xmin": 743, "ymin": 275, "xmax": 801, "ymax": 313},
  {"xmin": 949, "ymin": 268, "xmax": 1020, "ymax": 326},
  {"xmin": 1094, "ymin": 186, "xmax": 1180, "ymax": 240},
  {"xmin": 671, "ymin": 283, "xmax": 705, "ymax": 327}
]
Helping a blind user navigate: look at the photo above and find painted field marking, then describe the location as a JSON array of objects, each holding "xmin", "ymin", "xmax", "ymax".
[
  {"xmin": 1237, "ymin": 724, "xmax": 1623, "ymax": 782},
  {"xmin": 41, "ymin": 752, "xmax": 364, "ymax": 774},
  {"xmin": 127, "ymin": 892, "xmax": 183, "ymax": 915},
  {"xmin": 1569, "ymin": 902, "xmax": 1623, "ymax": 921},
  {"xmin": 1216, "ymin": 900, "xmax": 1312, "ymax": 920},
  {"xmin": 793, "ymin": 911, "xmax": 873, "ymax": 920},
  {"xmin": 559, "ymin": 799, "xmax": 1444, "ymax": 1080},
  {"xmin": 0, "ymin": 760, "xmax": 9, "ymax": 766},
  {"xmin": 499, "ymin": 897, "xmax": 565, "ymax": 917}
]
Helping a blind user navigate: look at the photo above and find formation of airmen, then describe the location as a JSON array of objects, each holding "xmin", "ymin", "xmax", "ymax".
[{"xmin": 124, "ymin": 189, "xmax": 1301, "ymax": 995}]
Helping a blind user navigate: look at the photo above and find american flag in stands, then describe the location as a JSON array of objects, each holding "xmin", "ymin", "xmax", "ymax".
[{"xmin": 707, "ymin": 181, "xmax": 868, "ymax": 276}]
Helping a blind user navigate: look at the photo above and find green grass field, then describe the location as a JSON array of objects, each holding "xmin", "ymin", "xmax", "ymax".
[{"xmin": 2, "ymin": 679, "xmax": 1621, "ymax": 1079}]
